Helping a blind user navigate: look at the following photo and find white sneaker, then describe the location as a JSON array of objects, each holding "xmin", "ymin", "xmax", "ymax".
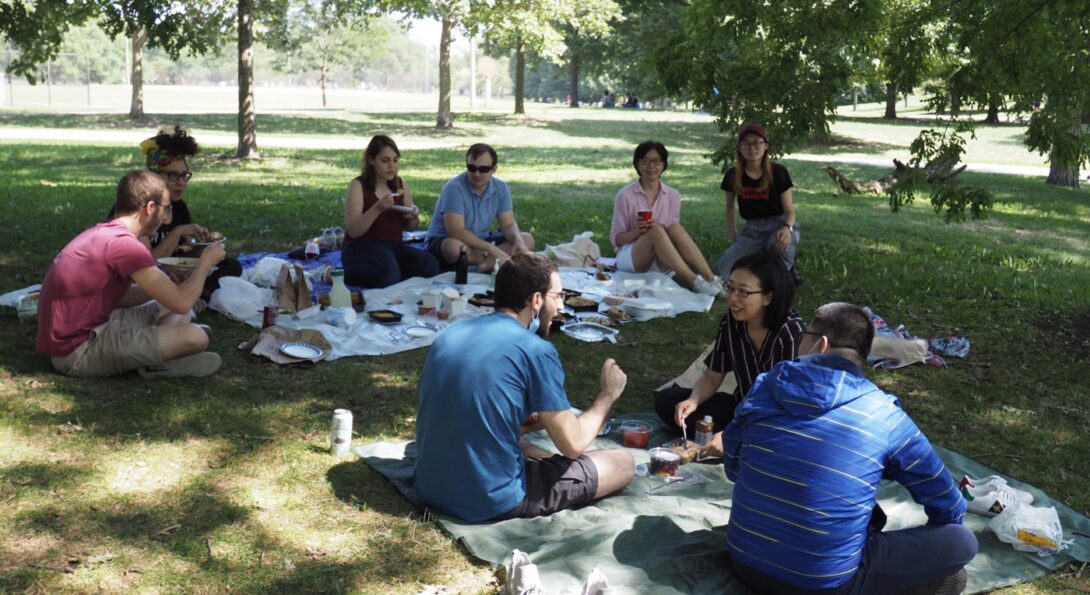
[
  {"xmin": 583, "ymin": 567, "xmax": 613, "ymax": 595},
  {"xmin": 962, "ymin": 481, "xmax": 1027, "ymax": 517},
  {"xmin": 692, "ymin": 275, "xmax": 723, "ymax": 298},
  {"xmin": 961, "ymin": 475, "xmax": 1033, "ymax": 505},
  {"xmin": 506, "ymin": 549, "xmax": 544, "ymax": 595}
]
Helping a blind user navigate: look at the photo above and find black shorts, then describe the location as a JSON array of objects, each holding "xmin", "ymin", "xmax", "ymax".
[
  {"xmin": 491, "ymin": 454, "xmax": 599, "ymax": 520},
  {"xmin": 426, "ymin": 232, "xmax": 508, "ymax": 268}
]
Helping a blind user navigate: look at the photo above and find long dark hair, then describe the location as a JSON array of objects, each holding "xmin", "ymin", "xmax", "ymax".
[
  {"xmin": 360, "ymin": 134, "xmax": 402, "ymax": 194},
  {"xmin": 732, "ymin": 251, "xmax": 795, "ymax": 330},
  {"xmin": 732, "ymin": 131, "xmax": 773, "ymax": 196}
]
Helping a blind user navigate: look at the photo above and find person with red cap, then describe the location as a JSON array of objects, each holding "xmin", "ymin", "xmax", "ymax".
[{"xmin": 713, "ymin": 123, "xmax": 801, "ymax": 284}]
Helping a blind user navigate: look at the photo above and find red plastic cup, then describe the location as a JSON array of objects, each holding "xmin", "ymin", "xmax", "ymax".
[{"xmin": 637, "ymin": 210, "xmax": 653, "ymax": 223}]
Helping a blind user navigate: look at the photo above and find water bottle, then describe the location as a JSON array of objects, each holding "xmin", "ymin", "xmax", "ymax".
[
  {"xmin": 454, "ymin": 245, "xmax": 469, "ymax": 285},
  {"xmin": 329, "ymin": 267, "xmax": 351, "ymax": 308}
]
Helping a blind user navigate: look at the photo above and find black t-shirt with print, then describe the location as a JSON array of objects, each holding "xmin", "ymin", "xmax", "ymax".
[{"xmin": 719, "ymin": 162, "xmax": 793, "ymax": 220}]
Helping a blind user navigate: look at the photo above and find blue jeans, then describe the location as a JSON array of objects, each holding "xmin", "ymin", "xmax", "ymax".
[
  {"xmin": 714, "ymin": 215, "xmax": 799, "ymax": 278},
  {"xmin": 341, "ymin": 239, "xmax": 440, "ymax": 288}
]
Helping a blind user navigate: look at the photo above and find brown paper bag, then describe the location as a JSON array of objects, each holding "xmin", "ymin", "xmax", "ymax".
[
  {"xmin": 238, "ymin": 326, "xmax": 331, "ymax": 365},
  {"xmin": 275, "ymin": 264, "xmax": 314, "ymax": 313}
]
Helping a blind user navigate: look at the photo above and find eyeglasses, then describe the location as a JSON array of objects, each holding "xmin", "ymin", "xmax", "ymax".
[
  {"xmin": 544, "ymin": 290, "xmax": 565, "ymax": 304},
  {"xmin": 466, "ymin": 164, "xmax": 494, "ymax": 174},
  {"xmin": 739, "ymin": 141, "xmax": 766, "ymax": 150},
  {"xmin": 723, "ymin": 285, "xmax": 765, "ymax": 298},
  {"xmin": 156, "ymin": 202, "xmax": 174, "ymax": 214},
  {"xmin": 165, "ymin": 171, "xmax": 193, "ymax": 182},
  {"xmin": 639, "ymin": 158, "xmax": 664, "ymax": 167},
  {"xmin": 801, "ymin": 331, "xmax": 824, "ymax": 338}
]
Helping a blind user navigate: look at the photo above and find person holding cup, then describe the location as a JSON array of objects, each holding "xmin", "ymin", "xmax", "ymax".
[
  {"xmin": 342, "ymin": 134, "xmax": 440, "ymax": 288},
  {"xmin": 610, "ymin": 140, "xmax": 723, "ymax": 297}
]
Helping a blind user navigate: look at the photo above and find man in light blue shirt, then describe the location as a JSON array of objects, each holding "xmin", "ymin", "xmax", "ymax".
[
  {"xmin": 425, "ymin": 143, "xmax": 535, "ymax": 273},
  {"xmin": 415, "ymin": 254, "xmax": 633, "ymax": 522}
]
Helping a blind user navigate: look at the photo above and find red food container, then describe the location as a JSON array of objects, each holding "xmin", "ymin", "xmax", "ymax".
[{"xmin": 620, "ymin": 421, "xmax": 651, "ymax": 449}]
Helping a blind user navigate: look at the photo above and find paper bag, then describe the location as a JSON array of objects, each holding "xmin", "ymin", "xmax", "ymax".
[
  {"xmin": 545, "ymin": 231, "xmax": 602, "ymax": 267},
  {"xmin": 275, "ymin": 264, "xmax": 314, "ymax": 313},
  {"xmin": 238, "ymin": 326, "xmax": 331, "ymax": 365}
]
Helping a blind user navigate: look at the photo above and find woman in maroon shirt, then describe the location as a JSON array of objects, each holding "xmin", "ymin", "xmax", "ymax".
[{"xmin": 342, "ymin": 135, "xmax": 439, "ymax": 288}]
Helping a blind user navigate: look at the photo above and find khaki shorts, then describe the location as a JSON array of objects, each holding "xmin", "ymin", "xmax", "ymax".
[{"xmin": 51, "ymin": 301, "xmax": 165, "ymax": 377}]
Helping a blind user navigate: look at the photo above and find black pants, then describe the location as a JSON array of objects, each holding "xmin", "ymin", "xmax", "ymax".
[{"xmin": 653, "ymin": 385, "xmax": 740, "ymax": 434}]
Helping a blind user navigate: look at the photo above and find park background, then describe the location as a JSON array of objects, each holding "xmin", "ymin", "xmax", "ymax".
[{"xmin": 1, "ymin": 1, "xmax": 1089, "ymax": 593}]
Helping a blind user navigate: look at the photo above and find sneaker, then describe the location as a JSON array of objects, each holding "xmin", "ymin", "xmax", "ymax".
[
  {"xmin": 505, "ymin": 549, "xmax": 544, "ymax": 595},
  {"xmin": 583, "ymin": 567, "xmax": 613, "ymax": 595},
  {"xmin": 692, "ymin": 275, "xmax": 723, "ymax": 297},
  {"xmin": 962, "ymin": 481, "xmax": 1026, "ymax": 517},
  {"xmin": 138, "ymin": 352, "xmax": 222, "ymax": 379},
  {"xmin": 961, "ymin": 475, "xmax": 1032, "ymax": 505}
]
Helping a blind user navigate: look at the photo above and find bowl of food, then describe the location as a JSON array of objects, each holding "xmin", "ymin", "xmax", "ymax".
[
  {"xmin": 178, "ymin": 230, "xmax": 226, "ymax": 256},
  {"xmin": 157, "ymin": 257, "xmax": 215, "ymax": 281}
]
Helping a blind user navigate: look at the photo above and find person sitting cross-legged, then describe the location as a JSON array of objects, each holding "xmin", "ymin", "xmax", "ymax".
[
  {"xmin": 414, "ymin": 253, "xmax": 634, "ymax": 522},
  {"xmin": 723, "ymin": 302, "xmax": 976, "ymax": 595},
  {"xmin": 38, "ymin": 170, "xmax": 224, "ymax": 378}
]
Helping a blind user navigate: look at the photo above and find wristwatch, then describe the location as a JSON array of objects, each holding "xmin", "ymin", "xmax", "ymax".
[{"xmin": 782, "ymin": 223, "xmax": 792, "ymax": 229}]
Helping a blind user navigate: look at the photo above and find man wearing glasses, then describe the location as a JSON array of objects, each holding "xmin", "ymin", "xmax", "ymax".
[
  {"xmin": 415, "ymin": 254, "xmax": 633, "ymax": 522},
  {"xmin": 38, "ymin": 171, "xmax": 225, "ymax": 378},
  {"xmin": 425, "ymin": 143, "xmax": 535, "ymax": 273},
  {"xmin": 722, "ymin": 302, "xmax": 976, "ymax": 594}
]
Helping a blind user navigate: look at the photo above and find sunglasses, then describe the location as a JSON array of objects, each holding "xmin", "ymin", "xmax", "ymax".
[{"xmin": 466, "ymin": 164, "xmax": 494, "ymax": 174}]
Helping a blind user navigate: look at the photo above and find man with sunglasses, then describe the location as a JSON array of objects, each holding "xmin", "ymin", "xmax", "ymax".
[
  {"xmin": 415, "ymin": 254, "xmax": 633, "ymax": 522},
  {"xmin": 38, "ymin": 171, "xmax": 225, "ymax": 378},
  {"xmin": 425, "ymin": 143, "xmax": 535, "ymax": 273},
  {"xmin": 722, "ymin": 302, "xmax": 975, "ymax": 595}
]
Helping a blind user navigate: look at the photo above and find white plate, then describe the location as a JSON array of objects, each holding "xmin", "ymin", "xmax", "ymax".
[
  {"xmin": 390, "ymin": 204, "xmax": 415, "ymax": 213},
  {"xmin": 404, "ymin": 326, "xmax": 437, "ymax": 338},
  {"xmin": 280, "ymin": 342, "xmax": 323, "ymax": 359}
]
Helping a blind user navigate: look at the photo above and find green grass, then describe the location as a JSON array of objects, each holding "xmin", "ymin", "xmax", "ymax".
[{"xmin": 1, "ymin": 109, "xmax": 1089, "ymax": 593}]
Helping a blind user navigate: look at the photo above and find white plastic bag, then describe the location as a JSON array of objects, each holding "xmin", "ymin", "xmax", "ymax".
[
  {"xmin": 242, "ymin": 257, "xmax": 294, "ymax": 288},
  {"xmin": 545, "ymin": 231, "xmax": 601, "ymax": 267},
  {"xmin": 209, "ymin": 276, "xmax": 274, "ymax": 321},
  {"xmin": 988, "ymin": 502, "xmax": 1069, "ymax": 556}
]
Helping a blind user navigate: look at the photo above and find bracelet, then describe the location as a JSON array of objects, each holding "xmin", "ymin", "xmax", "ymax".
[{"xmin": 782, "ymin": 223, "xmax": 792, "ymax": 229}]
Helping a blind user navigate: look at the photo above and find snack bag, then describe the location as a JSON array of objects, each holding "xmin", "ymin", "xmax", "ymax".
[{"xmin": 988, "ymin": 502, "xmax": 1070, "ymax": 557}]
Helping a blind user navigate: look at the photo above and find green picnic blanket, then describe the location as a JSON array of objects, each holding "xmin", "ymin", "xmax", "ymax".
[{"xmin": 355, "ymin": 414, "xmax": 1090, "ymax": 594}]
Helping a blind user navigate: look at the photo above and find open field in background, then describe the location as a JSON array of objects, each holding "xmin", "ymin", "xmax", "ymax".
[{"xmin": 0, "ymin": 107, "xmax": 1088, "ymax": 593}]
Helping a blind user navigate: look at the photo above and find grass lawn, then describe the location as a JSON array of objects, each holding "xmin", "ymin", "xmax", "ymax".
[{"xmin": 1, "ymin": 108, "xmax": 1089, "ymax": 594}]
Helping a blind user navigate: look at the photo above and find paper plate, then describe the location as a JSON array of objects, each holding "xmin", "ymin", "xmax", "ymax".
[
  {"xmin": 280, "ymin": 342, "xmax": 323, "ymax": 359},
  {"xmin": 404, "ymin": 326, "xmax": 437, "ymax": 338}
]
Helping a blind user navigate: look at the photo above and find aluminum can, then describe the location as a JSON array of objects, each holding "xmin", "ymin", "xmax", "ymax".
[
  {"xmin": 330, "ymin": 409, "xmax": 354, "ymax": 457},
  {"xmin": 262, "ymin": 305, "xmax": 278, "ymax": 329}
]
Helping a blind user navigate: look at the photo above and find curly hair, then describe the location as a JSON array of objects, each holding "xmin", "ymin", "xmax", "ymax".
[{"xmin": 151, "ymin": 126, "xmax": 199, "ymax": 158}]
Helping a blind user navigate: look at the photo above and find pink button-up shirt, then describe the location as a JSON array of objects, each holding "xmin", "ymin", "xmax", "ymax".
[{"xmin": 609, "ymin": 179, "xmax": 682, "ymax": 250}]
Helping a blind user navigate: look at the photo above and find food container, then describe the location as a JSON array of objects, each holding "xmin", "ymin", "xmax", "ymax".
[
  {"xmin": 622, "ymin": 297, "xmax": 671, "ymax": 321},
  {"xmin": 368, "ymin": 309, "xmax": 403, "ymax": 324},
  {"xmin": 662, "ymin": 438, "xmax": 703, "ymax": 465},
  {"xmin": 604, "ymin": 294, "xmax": 628, "ymax": 306},
  {"xmin": 620, "ymin": 421, "xmax": 651, "ymax": 449},
  {"xmin": 649, "ymin": 447, "xmax": 681, "ymax": 477},
  {"xmin": 565, "ymin": 296, "xmax": 599, "ymax": 312}
]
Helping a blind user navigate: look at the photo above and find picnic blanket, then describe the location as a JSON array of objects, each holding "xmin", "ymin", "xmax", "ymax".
[{"xmin": 357, "ymin": 413, "xmax": 1090, "ymax": 594}]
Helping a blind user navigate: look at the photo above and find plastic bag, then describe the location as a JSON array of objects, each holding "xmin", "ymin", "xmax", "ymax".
[
  {"xmin": 545, "ymin": 231, "xmax": 601, "ymax": 267},
  {"xmin": 988, "ymin": 502, "xmax": 1070, "ymax": 557},
  {"xmin": 242, "ymin": 256, "xmax": 293, "ymax": 288},
  {"xmin": 209, "ymin": 276, "xmax": 274, "ymax": 321},
  {"xmin": 870, "ymin": 336, "xmax": 929, "ymax": 365}
]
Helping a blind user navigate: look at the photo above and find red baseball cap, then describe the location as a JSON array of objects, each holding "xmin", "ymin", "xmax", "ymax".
[{"xmin": 738, "ymin": 123, "xmax": 767, "ymax": 143}]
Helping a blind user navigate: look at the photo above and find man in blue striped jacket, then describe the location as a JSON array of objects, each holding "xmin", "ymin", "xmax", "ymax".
[{"xmin": 723, "ymin": 302, "xmax": 977, "ymax": 594}]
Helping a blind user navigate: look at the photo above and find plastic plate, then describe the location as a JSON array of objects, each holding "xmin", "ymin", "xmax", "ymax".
[{"xmin": 280, "ymin": 342, "xmax": 322, "ymax": 359}]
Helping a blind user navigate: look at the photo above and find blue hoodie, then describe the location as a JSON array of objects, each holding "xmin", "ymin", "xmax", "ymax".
[{"xmin": 722, "ymin": 354, "xmax": 966, "ymax": 590}]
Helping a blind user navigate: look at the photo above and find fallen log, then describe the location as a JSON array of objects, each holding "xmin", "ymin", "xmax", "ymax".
[{"xmin": 820, "ymin": 157, "xmax": 967, "ymax": 195}]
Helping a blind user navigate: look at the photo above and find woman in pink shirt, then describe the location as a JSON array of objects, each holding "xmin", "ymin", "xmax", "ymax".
[{"xmin": 610, "ymin": 140, "xmax": 723, "ymax": 297}]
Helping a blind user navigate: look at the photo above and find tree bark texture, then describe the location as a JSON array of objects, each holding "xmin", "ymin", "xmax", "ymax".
[
  {"xmin": 514, "ymin": 36, "xmax": 526, "ymax": 115},
  {"xmin": 128, "ymin": 28, "xmax": 146, "ymax": 118},
  {"xmin": 236, "ymin": 0, "xmax": 259, "ymax": 159},
  {"xmin": 320, "ymin": 56, "xmax": 328, "ymax": 107},
  {"xmin": 883, "ymin": 82, "xmax": 896, "ymax": 119},
  {"xmin": 436, "ymin": 16, "xmax": 452, "ymax": 128},
  {"xmin": 569, "ymin": 54, "xmax": 579, "ymax": 108},
  {"xmin": 985, "ymin": 97, "xmax": 1000, "ymax": 123},
  {"xmin": 1046, "ymin": 117, "xmax": 1082, "ymax": 188}
]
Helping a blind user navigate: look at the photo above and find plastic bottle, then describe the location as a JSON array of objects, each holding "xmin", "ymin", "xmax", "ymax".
[
  {"xmin": 695, "ymin": 415, "xmax": 714, "ymax": 446},
  {"xmin": 454, "ymin": 245, "xmax": 469, "ymax": 285},
  {"xmin": 489, "ymin": 256, "xmax": 500, "ymax": 289},
  {"xmin": 329, "ymin": 267, "xmax": 352, "ymax": 308}
]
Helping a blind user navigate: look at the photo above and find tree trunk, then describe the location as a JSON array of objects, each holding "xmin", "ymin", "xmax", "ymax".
[
  {"xmin": 984, "ymin": 96, "xmax": 1000, "ymax": 123},
  {"xmin": 128, "ymin": 28, "xmax": 146, "ymax": 118},
  {"xmin": 236, "ymin": 0, "xmax": 259, "ymax": 159},
  {"xmin": 320, "ymin": 56, "xmax": 328, "ymax": 108},
  {"xmin": 436, "ymin": 16, "xmax": 452, "ymax": 128},
  {"xmin": 569, "ymin": 54, "xmax": 579, "ymax": 108},
  {"xmin": 514, "ymin": 36, "xmax": 526, "ymax": 115},
  {"xmin": 950, "ymin": 94, "xmax": 960, "ymax": 117},
  {"xmin": 883, "ymin": 82, "xmax": 896, "ymax": 119},
  {"xmin": 1047, "ymin": 160, "xmax": 1079, "ymax": 187}
]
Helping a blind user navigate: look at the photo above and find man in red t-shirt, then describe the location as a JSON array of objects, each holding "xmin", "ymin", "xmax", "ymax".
[{"xmin": 37, "ymin": 170, "xmax": 225, "ymax": 378}]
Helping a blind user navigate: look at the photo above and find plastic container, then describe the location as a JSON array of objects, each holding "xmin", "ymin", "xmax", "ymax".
[
  {"xmin": 695, "ymin": 415, "xmax": 714, "ymax": 446},
  {"xmin": 620, "ymin": 421, "xmax": 651, "ymax": 449},
  {"xmin": 329, "ymin": 267, "xmax": 351, "ymax": 308},
  {"xmin": 649, "ymin": 447, "xmax": 680, "ymax": 477}
]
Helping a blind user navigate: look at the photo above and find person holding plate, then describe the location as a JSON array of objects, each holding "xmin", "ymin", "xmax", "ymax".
[
  {"xmin": 610, "ymin": 140, "xmax": 723, "ymax": 297},
  {"xmin": 342, "ymin": 134, "xmax": 440, "ymax": 288}
]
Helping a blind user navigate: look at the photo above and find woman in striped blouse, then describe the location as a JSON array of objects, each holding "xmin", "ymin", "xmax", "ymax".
[{"xmin": 654, "ymin": 250, "xmax": 804, "ymax": 455}]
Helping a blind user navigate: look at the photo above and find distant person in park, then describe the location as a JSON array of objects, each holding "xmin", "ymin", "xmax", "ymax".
[
  {"xmin": 108, "ymin": 126, "xmax": 242, "ymax": 301},
  {"xmin": 723, "ymin": 302, "xmax": 975, "ymax": 595},
  {"xmin": 426, "ymin": 143, "xmax": 535, "ymax": 273},
  {"xmin": 341, "ymin": 135, "xmax": 439, "ymax": 288},
  {"xmin": 610, "ymin": 140, "xmax": 724, "ymax": 297},
  {"xmin": 601, "ymin": 90, "xmax": 611, "ymax": 108},
  {"xmin": 39, "ymin": 171, "xmax": 225, "ymax": 378},
  {"xmin": 415, "ymin": 253, "xmax": 634, "ymax": 522},
  {"xmin": 713, "ymin": 123, "xmax": 801, "ymax": 285},
  {"xmin": 655, "ymin": 251, "xmax": 803, "ymax": 451}
]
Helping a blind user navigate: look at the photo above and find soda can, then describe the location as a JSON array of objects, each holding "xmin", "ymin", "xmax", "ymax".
[
  {"xmin": 262, "ymin": 305, "xmax": 278, "ymax": 329},
  {"xmin": 330, "ymin": 409, "xmax": 353, "ymax": 457}
]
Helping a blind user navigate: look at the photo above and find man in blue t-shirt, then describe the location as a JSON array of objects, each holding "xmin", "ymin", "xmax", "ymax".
[
  {"xmin": 425, "ymin": 143, "xmax": 535, "ymax": 273},
  {"xmin": 415, "ymin": 253, "xmax": 633, "ymax": 522},
  {"xmin": 723, "ymin": 302, "xmax": 976, "ymax": 594}
]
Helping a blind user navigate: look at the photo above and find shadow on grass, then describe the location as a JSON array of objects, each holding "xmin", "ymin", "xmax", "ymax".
[
  {"xmin": 0, "ymin": 461, "xmax": 90, "ymax": 492},
  {"xmin": 326, "ymin": 460, "xmax": 418, "ymax": 517}
]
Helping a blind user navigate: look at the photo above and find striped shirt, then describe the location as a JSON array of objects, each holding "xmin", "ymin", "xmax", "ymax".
[
  {"xmin": 722, "ymin": 354, "xmax": 966, "ymax": 590},
  {"xmin": 706, "ymin": 309, "xmax": 805, "ymax": 402}
]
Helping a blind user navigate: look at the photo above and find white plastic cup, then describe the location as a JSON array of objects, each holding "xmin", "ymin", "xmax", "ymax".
[{"xmin": 331, "ymin": 409, "xmax": 353, "ymax": 457}]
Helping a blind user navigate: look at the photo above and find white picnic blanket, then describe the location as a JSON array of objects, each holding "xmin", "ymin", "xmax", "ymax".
[{"xmin": 210, "ymin": 263, "xmax": 715, "ymax": 360}]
